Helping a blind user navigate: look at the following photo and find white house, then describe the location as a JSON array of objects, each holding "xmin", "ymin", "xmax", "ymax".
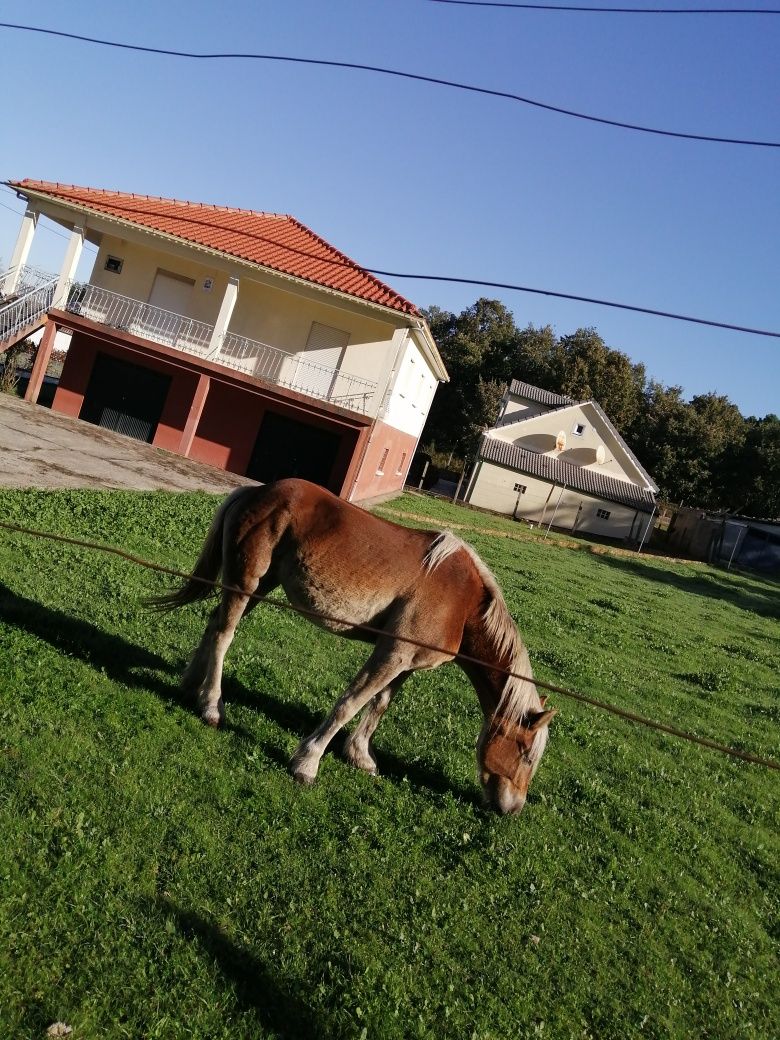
[
  {"xmin": 464, "ymin": 379, "xmax": 658, "ymax": 541},
  {"xmin": 0, "ymin": 179, "xmax": 448, "ymax": 501}
]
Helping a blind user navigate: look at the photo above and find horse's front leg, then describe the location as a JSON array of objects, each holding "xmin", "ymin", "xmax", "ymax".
[
  {"xmin": 343, "ymin": 674, "xmax": 408, "ymax": 775},
  {"xmin": 290, "ymin": 646, "xmax": 410, "ymax": 784}
]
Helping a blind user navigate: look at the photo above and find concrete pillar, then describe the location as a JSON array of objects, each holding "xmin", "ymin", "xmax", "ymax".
[
  {"xmin": 179, "ymin": 374, "xmax": 211, "ymax": 457},
  {"xmin": 2, "ymin": 206, "xmax": 38, "ymax": 295},
  {"xmin": 24, "ymin": 319, "xmax": 57, "ymax": 404},
  {"xmin": 207, "ymin": 277, "xmax": 239, "ymax": 356},
  {"xmin": 52, "ymin": 225, "xmax": 85, "ymax": 309}
]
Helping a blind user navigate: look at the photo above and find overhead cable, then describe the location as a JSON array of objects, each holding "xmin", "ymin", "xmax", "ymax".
[
  {"xmin": 0, "ymin": 22, "xmax": 778, "ymax": 148},
  {"xmin": 2, "ymin": 185, "xmax": 775, "ymax": 340},
  {"xmin": 429, "ymin": 1, "xmax": 780, "ymax": 14},
  {"xmin": 0, "ymin": 519, "xmax": 778, "ymax": 772}
]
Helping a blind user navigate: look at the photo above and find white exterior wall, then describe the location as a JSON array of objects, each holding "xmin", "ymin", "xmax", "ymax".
[
  {"xmin": 467, "ymin": 460, "xmax": 640, "ymax": 539},
  {"xmin": 492, "ymin": 402, "xmax": 640, "ymax": 486},
  {"xmin": 85, "ymin": 233, "xmax": 424, "ymax": 417},
  {"xmin": 382, "ymin": 338, "xmax": 439, "ymax": 438}
]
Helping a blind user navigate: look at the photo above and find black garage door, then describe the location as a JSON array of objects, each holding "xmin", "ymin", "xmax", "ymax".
[
  {"xmin": 247, "ymin": 411, "xmax": 341, "ymax": 488},
  {"xmin": 80, "ymin": 354, "xmax": 171, "ymax": 443}
]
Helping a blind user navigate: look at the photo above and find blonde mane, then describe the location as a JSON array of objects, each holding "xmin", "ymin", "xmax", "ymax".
[{"xmin": 424, "ymin": 531, "xmax": 542, "ymax": 735}]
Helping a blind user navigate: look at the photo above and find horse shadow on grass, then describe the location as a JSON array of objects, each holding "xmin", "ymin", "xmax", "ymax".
[
  {"xmin": 148, "ymin": 897, "xmax": 335, "ymax": 1039},
  {"xmin": 0, "ymin": 581, "xmax": 176, "ymax": 695},
  {"xmin": 221, "ymin": 670, "xmax": 482, "ymax": 809},
  {"xmin": 0, "ymin": 582, "xmax": 476, "ymax": 806}
]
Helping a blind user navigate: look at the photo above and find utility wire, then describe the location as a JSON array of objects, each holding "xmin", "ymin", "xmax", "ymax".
[
  {"xmin": 367, "ymin": 270, "xmax": 780, "ymax": 339},
  {"xmin": 0, "ymin": 191, "xmax": 97, "ymax": 251},
  {"xmin": 429, "ymin": 1, "xmax": 780, "ymax": 14},
  {"xmin": 0, "ymin": 22, "xmax": 777, "ymax": 148},
  {"xmin": 3, "ymin": 185, "xmax": 775, "ymax": 339},
  {"xmin": 0, "ymin": 518, "xmax": 777, "ymax": 772}
]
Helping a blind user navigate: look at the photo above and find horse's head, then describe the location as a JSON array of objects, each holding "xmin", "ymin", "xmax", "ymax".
[{"xmin": 479, "ymin": 700, "xmax": 557, "ymax": 814}]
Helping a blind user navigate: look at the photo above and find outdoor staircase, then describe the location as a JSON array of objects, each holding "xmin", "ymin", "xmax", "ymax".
[{"xmin": 0, "ymin": 266, "xmax": 57, "ymax": 354}]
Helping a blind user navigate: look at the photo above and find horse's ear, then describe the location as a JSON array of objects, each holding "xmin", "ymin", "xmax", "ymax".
[
  {"xmin": 539, "ymin": 695, "xmax": 548, "ymax": 708},
  {"xmin": 528, "ymin": 708, "xmax": 557, "ymax": 732}
]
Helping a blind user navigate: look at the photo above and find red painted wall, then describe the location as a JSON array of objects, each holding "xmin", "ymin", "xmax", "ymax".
[
  {"xmin": 350, "ymin": 420, "xmax": 419, "ymax": 501},
  {"xmin": 52, "ymin": 328, "xmax": 364, "ymax": 495}
]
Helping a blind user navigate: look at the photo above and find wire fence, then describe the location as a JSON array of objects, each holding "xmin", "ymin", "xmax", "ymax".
[{"xmin": 0, "ymin": 517, "xmax": 777, "ymax": 772}]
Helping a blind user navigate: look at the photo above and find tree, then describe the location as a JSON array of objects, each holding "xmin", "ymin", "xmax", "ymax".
[
  {"xmin": 551, "ymin": 328, "xmax": 647, "ymax": 431},
  {"xmin": 422, "ymin": 299, "xmax": 521, "ymax": 455},
  {"xmin": 726, "ymin": 414, "xmax": 780, "ymax": 517}
]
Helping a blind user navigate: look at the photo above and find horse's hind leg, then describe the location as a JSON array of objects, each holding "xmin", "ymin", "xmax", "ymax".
[
  {"xmin": 343, "ymin": 674, "xmax": 408, "ymax": 774},
  {"xmin": 189, "ymin": 590, "xmax": 252, "ymax": 726},
  {"xmin": 290, "ymin": 643, "xmax": 413, "ymax": 784}
]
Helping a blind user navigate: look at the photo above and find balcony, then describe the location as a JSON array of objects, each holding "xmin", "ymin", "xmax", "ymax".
[{"xmin": 63, "ymin": 282, "xmax": 379, "ymax": 415}]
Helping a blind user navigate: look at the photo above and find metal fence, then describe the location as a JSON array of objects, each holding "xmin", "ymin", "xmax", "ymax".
[
  {"xmin": 1, "ymin": 275, "xmax": 379, "ymax": 415},
  {"xmin": 0, "ymin": 276, "xmax": 57, "ymax": 346},
  {"xmin": 66, "ymin": 283, "xmax": 214, "ymax": 357}
]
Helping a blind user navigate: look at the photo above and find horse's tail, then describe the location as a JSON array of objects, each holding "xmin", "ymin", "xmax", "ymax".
[{"xmin": 145, "ymin": 486, "xmax": 252, "ymax": 612}]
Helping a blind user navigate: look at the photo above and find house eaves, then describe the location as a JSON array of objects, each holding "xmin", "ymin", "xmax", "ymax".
[
  {"xmin": 8, "ymin": 180, "xmax": 425, "ymax": 327},
  {"xmin": 508, "ymin": 379, "xmax": 574, "ymax": 409},
  {"xmin": 479, "ymin": 435, "xmax": 657, "ymax": 512},
  {"xmin": 490, "ymin": 399, "xmax": 658, "ymax": 493}
]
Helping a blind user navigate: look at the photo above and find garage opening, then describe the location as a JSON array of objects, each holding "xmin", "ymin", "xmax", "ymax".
[
  {"xmin": 247, "ymin": 412, "xmax": 341, "ymax": 488},
  {"xmin": 79, "ymin": 354, "xmax": 171, "ymax": 443}
]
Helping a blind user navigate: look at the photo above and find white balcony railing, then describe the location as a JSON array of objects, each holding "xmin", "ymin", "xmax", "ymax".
[
  {"xmin": 0, "ymin": 271, "xmax": 57, "ymax": 345},
  {"xmin": 64, "ymin": 282, "xmax": 378, "ymax": 414}
]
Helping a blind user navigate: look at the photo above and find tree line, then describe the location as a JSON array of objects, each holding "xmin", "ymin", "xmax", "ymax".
[{"xmin": 421, "ymin": 299, "xmax": 780, "ymax": 517}]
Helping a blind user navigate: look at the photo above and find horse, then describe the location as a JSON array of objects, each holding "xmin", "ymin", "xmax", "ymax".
[{"xmin": 151, "ymin": 478, "xmax": 556, "ymax": 814}]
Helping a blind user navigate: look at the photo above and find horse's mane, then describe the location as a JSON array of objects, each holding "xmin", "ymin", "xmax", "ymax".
[{"xmin": 424, "ymin": 532, "xmax": 543, "ymax": 742}]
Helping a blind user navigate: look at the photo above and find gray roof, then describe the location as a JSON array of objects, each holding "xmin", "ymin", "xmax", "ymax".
[
  {"xmin": 503, "ymin": 379, "xmax": 658, "ymax": 492},
  {"xmin": 478, "ymin": 435, "xmax": 657, "ymax": 513},
  {"xmin": 508, "ymin": 379, "xmax": 573, "ymax": 409}
]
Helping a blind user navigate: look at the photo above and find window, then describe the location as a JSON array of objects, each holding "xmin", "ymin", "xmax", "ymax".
[
  {"xmin": 377, "ymin": 448, "xmax": 389, "ymax": 474},
  {"xmin": 572, "ymin": 422, "xmax": 586, "ymax": 437},
  {"xmin": 396, "ymin": 451, "xmax": 407, "ymax": 475},
  {"xmin": 513, "ymin": 483, "xmax": 527, "ymax": 493},
  {"xmin": 104, "ymin": 255, "xmax": 123, "ymax": 274},
  {"xmin": 596, "ymin": 508, "xmax": 611, "ymax": 519}
]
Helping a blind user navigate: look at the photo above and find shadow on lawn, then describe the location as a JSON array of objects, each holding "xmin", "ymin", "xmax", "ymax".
[
  {"xmin": 221, "ymin": 672, "xmax": 481, "ymax": 808},
  {"xmin": 155, "ymin": 898, "xmax": 335, "ymax": 1039},
  {"xmin": 594, "ymin": 554, "xmax": 780, "ymax": 620},
  {"xmin": 0, "ymin": 582, "xmax": 476, "ymax": 806},
  {"xmin": 0, "ymin": 581, "xmax": 177, "ymax": 697}
]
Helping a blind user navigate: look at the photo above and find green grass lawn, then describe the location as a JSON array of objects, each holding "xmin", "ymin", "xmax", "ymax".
[{"xmin": 0, "ymin": 488, "xmax": 777, "ymax": 1040}]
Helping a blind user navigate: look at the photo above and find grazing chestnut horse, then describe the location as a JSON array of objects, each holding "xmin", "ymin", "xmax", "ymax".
[{"xmin": 153, "ymin": 479, "xmax": 555, "ymax": 813}]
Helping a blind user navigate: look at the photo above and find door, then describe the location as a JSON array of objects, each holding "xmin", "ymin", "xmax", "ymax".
[
  {"xmin": 140, "ymin": 270, "xmax": 196, "ymax": 344},
  {"xmin": 247, "ymin": 411, "xmax": 342, "ymax": 488},
  {"xmin": 292, "ymin": 321, "xmax": 349, "ymax": 400},
  {"xmin": 148, "ymin": 269, "xmax": 195, "ymax": 314},
  {"xmin": 79, "ymin": 353, "xmax": 171, "ymax": 443}
]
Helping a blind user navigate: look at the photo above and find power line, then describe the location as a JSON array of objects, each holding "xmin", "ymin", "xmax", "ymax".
[
  {"xmin": 368, "ymin": 270, "xmax": 780, "ymax": 339},
  {"xmin": 429, "ymin": 1, "xmax": 780, "ymax": 14},
  {"xmin": 0, "ymin": 517, "xmax": 777, "ymax": 772},
  {"xmin": 0, "ymin": 191, "xmax": 98, "ymax": 251},
  {"xmin": 2, "ymin": 185, "xmax": 775, "ymax": 340},
  {"xmin": 0, "ymin": 21, "xmax": 778, "ymax": 148}
]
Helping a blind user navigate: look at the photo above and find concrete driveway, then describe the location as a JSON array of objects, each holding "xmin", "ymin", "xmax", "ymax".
[{"xmin": 0, "ymin": 394, "xmax": 256, "ymax": 492}]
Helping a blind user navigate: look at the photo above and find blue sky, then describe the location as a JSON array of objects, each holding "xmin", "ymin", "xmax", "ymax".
[{"xmin": 1, "ymin": 0, "xmax": 778, "ymax": 417}]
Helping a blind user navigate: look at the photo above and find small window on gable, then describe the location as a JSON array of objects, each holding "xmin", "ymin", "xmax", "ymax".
[
  {"xmin": 377, "ymin": 448, "xmax": 389, "ymax": 475},
  {"xmin": 396, "ymin": 451, "xmax": 407, "ymax": 475},
  {"xmin": 572, "ymin": 422, "xmax": 586, "ymax": 437},
  {"xmin": 596, "ymin": 508, "xmax": 611, "ymax": 519},
  {"xmin": 104, "ymin": 255, "xmax": 123, "ymax": 274},
  {"xmin": 513, "ymin": 483, "xmax": 527, "ymax": 493}
]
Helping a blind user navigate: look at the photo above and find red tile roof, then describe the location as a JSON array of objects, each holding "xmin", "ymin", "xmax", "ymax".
[{"xmin": 10, "ymin": 179, "xmax": 418, "ymax": 316}]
